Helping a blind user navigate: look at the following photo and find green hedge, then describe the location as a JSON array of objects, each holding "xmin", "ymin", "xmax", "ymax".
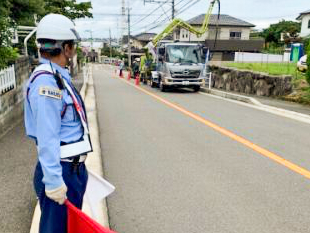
[
  {"xmin": 306, "ymin": 42, "xmax": 310, "ymax": 85},
  {"xmin": 0, "ymin": 46, "xmax": 18, "ymax": 70}
]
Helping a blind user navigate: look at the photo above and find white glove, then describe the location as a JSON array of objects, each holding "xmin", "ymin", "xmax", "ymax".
[{"xmin": 45, "ymin": 183, "xmax": 68, "ymax": 205}]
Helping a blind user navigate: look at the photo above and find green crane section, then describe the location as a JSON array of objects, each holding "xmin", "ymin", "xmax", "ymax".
[{"xmin": 151, "ymin": 0, "xmax": 220, "ymax": 47}]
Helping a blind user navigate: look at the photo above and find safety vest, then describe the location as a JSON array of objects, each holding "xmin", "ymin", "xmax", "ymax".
[{"xmin": 27, "ymin": 63, "xmax": 92, "ymax": 159}]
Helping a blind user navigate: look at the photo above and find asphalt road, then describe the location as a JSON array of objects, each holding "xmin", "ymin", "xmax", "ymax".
[{"xmin": 94, "ymin": 64, "xmax": 310, "ymax": 233}]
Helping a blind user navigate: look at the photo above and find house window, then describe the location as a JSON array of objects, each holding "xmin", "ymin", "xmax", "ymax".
[
  {"xmin": 230, "ymin": 31, "xmax": 242, "ymax": 40},
  {"xmin": 308, "ymin": 19, "xmax": 310, "ymax": 29}
]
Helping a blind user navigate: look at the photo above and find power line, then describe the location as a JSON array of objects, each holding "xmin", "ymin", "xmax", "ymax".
[
  {"xmin": 131, "ymin": 0, "xmax": 170, "ymax": 26},
  {"xmin": 131, "ymin": 0, "xmax": 191, "ymax": 33},
  {"xmin": 132, "ymin": 0, "xmax": 202, "ymax": 35},
  {"xmin": 131, "ymin": 0, "xmax": 186, "ymax": 31}
]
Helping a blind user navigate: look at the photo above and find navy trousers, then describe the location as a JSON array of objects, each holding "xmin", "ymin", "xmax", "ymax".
[{"xmin": 34, "ymin": 161, "xmax": 88, "ymax": 233}]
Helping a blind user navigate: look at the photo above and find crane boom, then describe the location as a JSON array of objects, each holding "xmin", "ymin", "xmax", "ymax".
[{"xmin": 152, "ymin": 0, "xmax": 220, "ymax": 47}]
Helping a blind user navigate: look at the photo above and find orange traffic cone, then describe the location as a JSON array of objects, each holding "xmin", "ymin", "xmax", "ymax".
[
  {"xmin": 127, "ymin": 71, "xmax": 131, "ymax": 80},
  {"xmin": 135, "ymin": 74, "xmax": 140, "ymax": 86}
]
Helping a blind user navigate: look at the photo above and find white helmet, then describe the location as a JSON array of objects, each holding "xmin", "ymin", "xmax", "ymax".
[{"xmin": 36, "ymin": 14, "xmax": 81, "ymax": 41}]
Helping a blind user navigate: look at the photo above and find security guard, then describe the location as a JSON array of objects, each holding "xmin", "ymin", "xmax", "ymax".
[{"xmin": 24, "ymin": 14, "xmax": 92, "ymax": 233}]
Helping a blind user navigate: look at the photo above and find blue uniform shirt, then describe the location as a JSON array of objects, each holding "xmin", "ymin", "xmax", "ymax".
[{"xmin": 24, "ymin": 58, "xmax": 83, "ymax": 190}]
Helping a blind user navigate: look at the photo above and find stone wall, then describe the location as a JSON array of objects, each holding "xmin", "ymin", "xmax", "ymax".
[
  {"xmin": 209, "ymin": 65, "xmax": 293, "ymax": 97},
  {"xmin": 0, "ymin": 56, "xmax": 30, "ymax": 135}
]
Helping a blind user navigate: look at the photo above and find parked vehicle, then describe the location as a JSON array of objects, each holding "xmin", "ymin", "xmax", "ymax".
[
  {"xmin": 152, "ymin": 42, "xmax": 207, "ymax": 92},
  {"xmin": 144, "ymin": 0, "xmax": 219, "ymax": 92},
  {"xmin": 297, "ymin": 55, "xmax": 308, "ymax": 72}
]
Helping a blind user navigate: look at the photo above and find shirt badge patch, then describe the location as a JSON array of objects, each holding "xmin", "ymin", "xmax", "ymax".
[{"xmin": 39, "ymin": 87, "xmax": 62, "ymax": 99}]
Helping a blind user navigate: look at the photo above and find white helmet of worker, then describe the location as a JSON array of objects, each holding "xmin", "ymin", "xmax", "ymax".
[{"xmin": 36, "ymin": 14, "xmax": 81, "ymax": 41}]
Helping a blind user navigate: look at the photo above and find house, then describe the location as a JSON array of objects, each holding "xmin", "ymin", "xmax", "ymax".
[
  {"xmin": 122, "ymin": 33, "xmax": 156, "ymax": 50},
  {"xmin": 174, "ymin": 14, "xmax": 264, "ymax": 61},
  {"xmin": 296, "ymin": 10, "xmax": 310, "ymax": 38},
  {"xmin": 134, "ymin": 33, "xmax": 157, "ymax": 48}
]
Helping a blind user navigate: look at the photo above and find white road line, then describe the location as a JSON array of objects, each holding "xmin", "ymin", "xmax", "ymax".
[{"xmin": 199, "ymin": 91, "xmax": 310, "ymax": 125}]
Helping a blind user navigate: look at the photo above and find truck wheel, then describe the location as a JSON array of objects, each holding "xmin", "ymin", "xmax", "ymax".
[
  {"xmin": 150, "ymin": 80, "xmax": 156, "ymax": 88},
  {"xmin": 160, "ymin": 81, "xmax": 166, "ymax": 92},
  {"xmin": 193, "ymin": 86, "xmax": 200, "ymax": 92}
]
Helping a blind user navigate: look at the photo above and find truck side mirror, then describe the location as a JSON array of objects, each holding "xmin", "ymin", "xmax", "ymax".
[
  {"xmin": 158, "ymin": 47, "xmax": 165, "ymax": 56},
  {"xmin": 202, "ymin": 47, "xmax": 209, "ymax": 54}
]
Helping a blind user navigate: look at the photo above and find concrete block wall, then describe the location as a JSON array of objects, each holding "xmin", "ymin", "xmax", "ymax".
[
  {"xmin": 209, "ymin": 65, "xmax": 293, "ymax": 97},
  {"xmin": 0, "ymin": 56, "xmax": 30, "ymax": 135}
]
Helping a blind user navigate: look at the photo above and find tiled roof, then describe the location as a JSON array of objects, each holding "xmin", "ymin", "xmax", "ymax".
[
  {"xmin": 296, "ymin": 9, "xmax": 310, "ymax": 20},
  {"xmin": 187, "ymin": 14, "xmax": 255, "ymax": 27},
  {"xmin": 134, "ymin": 33, "xmax": 157, "ymax": 41}
]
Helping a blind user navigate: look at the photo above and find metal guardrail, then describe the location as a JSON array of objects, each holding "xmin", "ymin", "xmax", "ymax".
[
  {"xmin": 0, "ymin": 65, "xmax": 16, "ymax": 95},
  {"xmin": 205, "ymin": 72, "xmax": 212, "ymax": 89}
]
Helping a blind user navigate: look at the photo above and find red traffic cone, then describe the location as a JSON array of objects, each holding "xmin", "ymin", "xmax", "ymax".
[
  {"xmin": 135, "ymin": 74, "xmax": 140, "ymax": 86},
  {"xmin": 65, "ymin": 200, "xmax": 117, "ymax": 233},
  {"xmin": 127, "ymin": 71, "xmax": 131, "ymax": 80}
]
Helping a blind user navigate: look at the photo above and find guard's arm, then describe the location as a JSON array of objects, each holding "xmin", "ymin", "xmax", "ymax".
[{"xmin": 28, "ymin": 74, "xmax": 64, "ymax": 191}]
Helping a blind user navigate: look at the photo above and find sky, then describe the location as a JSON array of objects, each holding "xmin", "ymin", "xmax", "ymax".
[{"xmin": 75, "ymin": 0, "xmax": 309, "ymax": 39}]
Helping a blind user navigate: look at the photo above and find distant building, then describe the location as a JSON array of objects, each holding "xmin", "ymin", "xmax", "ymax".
[
  {"xmin": 296, "ymin": 10, "xmax": 310, "ymax": 38},
  {"xmin": 173, "ymin": 14, "xmax": 264, "ymax": 61},
  {"xmin": 134, "ymin": 33, "xmax": 157, "ymax": 48}
]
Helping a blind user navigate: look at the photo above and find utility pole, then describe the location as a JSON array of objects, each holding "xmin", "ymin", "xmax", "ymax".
[
  {"xmin": 109, "ymin": 28, "xmax": 112, "ymax": 59},
  {"xmin": 121, "ymin": 0, "xmax": 126, "ymax": 51},
  {"xmin": 127, "ymin": 7, "xmax": 131, "ymax": 67},
  {"xmin": 172, "ymin": 0, "xmax": 175, "ymax": 19},
  {"xmin": 85, "ymin": 30, "xmax": 93, "ymax": 50},
  {"xmin": 90, "ymin": 31, "xmax": 93, "ymax": 50}
]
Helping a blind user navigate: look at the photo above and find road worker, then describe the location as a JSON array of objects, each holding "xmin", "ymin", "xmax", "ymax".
[{"xmin": 24, "ymin": 14, "xmax": 92, "ymax": 233}]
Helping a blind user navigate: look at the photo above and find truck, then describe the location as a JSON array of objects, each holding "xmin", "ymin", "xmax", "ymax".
[
  {"xmin": 151, "ymin": 41, "xmax": 208, "ymax": 92},
  {"xmin": 144, "ymin": 0, "xmax": 220, "ymax": 92}
]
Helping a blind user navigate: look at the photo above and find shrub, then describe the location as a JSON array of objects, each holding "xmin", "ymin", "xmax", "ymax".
[
  {"xmin": 0, "ymin": 46, "xmax": 19, "ymax": 70},
  {"xmin": 306, "ymin": 42, "xmax": 310, "ymax": 85}
]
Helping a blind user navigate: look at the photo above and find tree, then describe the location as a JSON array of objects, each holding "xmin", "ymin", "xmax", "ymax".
[
  {"xmin": 0, "ymin": 1, "xmax": 18, "ymax": 69},
  {"xmin": 43, "ymin": 0, "xmax": 92, "ymax": 20},
  {"xmin": 306, "ymin": 42, "xmax": 310, "ymax": 85},
  {"xmin": 261, "ymin": 20, "xmax": 301, "ymax": 45},
  {"xmin": 9, "ymin": 0, "xmax": 45, "ymax": 26},
  {"xmin": 101, "ymin": 46, "xmax": 123, "ymax": 58},
  {"xmin": 0, "ymin": 0, "xmax": 93, "ymax": 68}
]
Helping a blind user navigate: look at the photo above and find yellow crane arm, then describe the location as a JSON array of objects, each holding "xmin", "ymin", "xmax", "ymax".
[{"xmin": 152, "ymin": 0, "xmax": 220, "ymax": 46}]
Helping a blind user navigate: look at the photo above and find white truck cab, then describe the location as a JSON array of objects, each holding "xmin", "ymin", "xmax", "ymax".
[{"xmin": 151, "ymin": 42, "xmax": 208, "ymax": 92}]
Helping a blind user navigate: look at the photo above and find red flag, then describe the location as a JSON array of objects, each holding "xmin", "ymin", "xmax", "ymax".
[{"xmin": 65, "ymin": 200, "xmax": 117, "ymax": 233}]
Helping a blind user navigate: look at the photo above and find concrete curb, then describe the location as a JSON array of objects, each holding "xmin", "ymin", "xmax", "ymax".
[
  {"xmin": 200, "ymin": 87, "xmax": 310, "ymax": 125},
  {"xmin": 29, "ymin": 64, "xmax": 110, "ymax": 232},
  {"xmin": 200, "ymin": 87, "xmax": 260, "ymax": 105}
]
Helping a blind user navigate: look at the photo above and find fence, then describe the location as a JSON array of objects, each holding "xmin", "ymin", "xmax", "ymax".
[
  {"xmin": 234, "ymin": 52, "xmax": 291, "ymax": 63},
  {"xmin": 0, "ymin": 65, "xmax": 16, "ymax": 95}
]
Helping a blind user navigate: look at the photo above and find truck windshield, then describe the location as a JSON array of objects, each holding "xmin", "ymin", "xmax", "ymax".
[{"xmin": 166, "ymin": 45, "xmax": 202, "ymax": 64}]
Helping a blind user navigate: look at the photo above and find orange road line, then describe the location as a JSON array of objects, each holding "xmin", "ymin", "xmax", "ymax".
[{"xmin": 113, "ymin": 70, "xmax": 310, "ymax": 180}]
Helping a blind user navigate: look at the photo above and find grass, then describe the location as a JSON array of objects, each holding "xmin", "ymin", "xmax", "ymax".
[
  {"xmin": 225, "ymin": 62, "xmax": 299, "ymax": 76},
  {"xmin": 225, "ymin": 62, "xmax": 310, "ymax": 105}
]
